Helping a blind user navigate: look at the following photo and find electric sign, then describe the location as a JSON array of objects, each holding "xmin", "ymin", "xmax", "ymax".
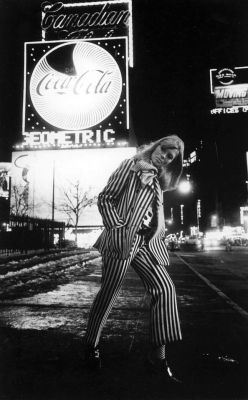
[
  {"xmin": 41, "ymin": 1, "xmax": 133, "ymax": 67},
  {"xmin": 11, "ymin": 147, "xmax": 136, "ymax": 226},
  {"xmin": 210, "ymin": 66, "xmax": 248, "ymax": 114},
  {"xmin": 23, "ymin": 38, "xmax": 129, "ymax": 147},
  {"xmin": 0, "ymin": 163, "xmax": 11, "ymax": 200}
]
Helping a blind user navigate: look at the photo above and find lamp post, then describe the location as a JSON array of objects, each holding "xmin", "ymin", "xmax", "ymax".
[
  {"xmin": 51, "ymin": 160, "xmax": 55, "ymax": 247},
  {"xmin": 197, "ymin": 199, "xmax": 201, "ymax": 233},
  {"xmin": 178, "ymin": 177, "xmax": 192, "ymax": 232},
  {"xmin": 180, "ymin": 204, "xmax": 184, "ymax": 225}
]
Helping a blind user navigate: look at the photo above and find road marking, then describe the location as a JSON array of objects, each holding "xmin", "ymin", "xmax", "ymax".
[{"xmin": 176, "ymin": 254, "xmax": 248, "ymax": 321}]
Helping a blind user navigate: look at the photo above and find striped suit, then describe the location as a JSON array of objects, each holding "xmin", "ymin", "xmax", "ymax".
[{"xmin": 85, "ymin": 157, "xmax": 182, "ymax": 347}]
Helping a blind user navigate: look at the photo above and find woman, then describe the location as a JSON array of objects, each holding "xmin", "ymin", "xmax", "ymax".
[{"xmin": 85, "ymin": 135, "xmax": 184, "ymax": 382}]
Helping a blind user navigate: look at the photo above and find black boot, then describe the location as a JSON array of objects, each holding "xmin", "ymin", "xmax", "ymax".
[
  {"xmin": 147, "ymin": 357, "xmax": 182, "ymax": 384},
  {"xmin": 84, "ymin": 345, "xmax": 101, "ymax": 371}
]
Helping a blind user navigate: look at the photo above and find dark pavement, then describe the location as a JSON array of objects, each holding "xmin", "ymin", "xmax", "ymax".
[{"xmin": 0, "ymin": 249, "xmax": 248, "ymax": 400}]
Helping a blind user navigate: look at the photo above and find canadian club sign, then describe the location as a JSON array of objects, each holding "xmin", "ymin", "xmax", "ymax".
[
  {"xmin": 41, "ymin": 1, "xmax": 131, "ymax": 39},
  {"xmin": 41, "ymin": 1, "xmax": 133, "ymax": 66},
  {"xmin": 23, "ymin": 38, "xmax": 129, "ymax": 145}
]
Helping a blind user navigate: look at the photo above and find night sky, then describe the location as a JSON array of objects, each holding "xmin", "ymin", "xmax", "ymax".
[{"xmin": 0, "ymin": 0, "xmax": 248, "ymax": 161}]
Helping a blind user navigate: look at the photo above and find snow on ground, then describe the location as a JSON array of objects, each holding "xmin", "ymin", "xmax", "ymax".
[{"xmin": 0, "ymin": 250, "xmax": 100, "ymax": 300}]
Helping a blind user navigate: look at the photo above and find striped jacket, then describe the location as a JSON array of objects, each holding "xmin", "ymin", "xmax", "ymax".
[{"xmin": 94, "ymin": 157, "xmax": 169, "ymax": 265}]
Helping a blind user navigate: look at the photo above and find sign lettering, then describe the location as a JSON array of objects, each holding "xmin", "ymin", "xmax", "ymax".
[
  {"xmin": 210, "ymin": 66, "xmax": 248, "ymax": 111},
  {"xmin": 42, "ymin": 3, "xmax": 130, "ymax": 34},
  {"xmin": 36, "ymin": 70, "xmax": 113, "ymax": 96},
  {"xmin": 23, "ymin": 129, "xmax": 116, "ymax": 146},
  {"xmin": 41, "ymin": 1, "xmax": 133, "ymax": 67}
]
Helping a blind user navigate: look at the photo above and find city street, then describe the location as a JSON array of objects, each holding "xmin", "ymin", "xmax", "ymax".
[
  {"xmin": 178, "ymin": 246, "xmax": 248, "ymax": 313},
  {"xmin": 0, "ymin": 247, "xmax": 247, "ymax": 400},
  {"xmin": 1, "ymin": 1, "xmax": 248, "ymax": 400}
]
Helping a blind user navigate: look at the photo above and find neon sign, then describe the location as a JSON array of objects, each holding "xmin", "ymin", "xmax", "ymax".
[
  {"xmin": 215, "ymin": 68, "xmax": 236, "ymax": 86},
  {"xmin": 42, "ymin": 2, "xmax": 130, "ymax": 37},
  {"xmin": 41, "ymin": 1, "xmax": 133, "ymax": 67},
  {"xmin": 23, "ymin": 38, "xmax": 129, "ymax": 142},
  {"xmin": 29, "ymin": 41, "xmax": 122, "ymax": 130},
  {"xmin": 209, "ymin": 66, "xmax": 248, "ymax": 113},
  {"xmin": 35, "ymin": 70, "xmax": 113, "ymax": 96},
  {"xmin": 22, "ymin": 128, "xmax": 116, "ymax": 146}
]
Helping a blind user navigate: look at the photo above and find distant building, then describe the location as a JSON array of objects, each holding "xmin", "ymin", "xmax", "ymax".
[{"xmin": 183, "ymin": 138, "xmax": 247, "ymax": 232}]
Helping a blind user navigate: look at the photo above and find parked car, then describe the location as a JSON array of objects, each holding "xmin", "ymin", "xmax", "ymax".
[
  {"xmin": 180, "ymin": 236, "xmax": 204, "ymax": 251},
  {"xmin": 165, "ymin": 234, "xmax": 180, "ymax": 251}
]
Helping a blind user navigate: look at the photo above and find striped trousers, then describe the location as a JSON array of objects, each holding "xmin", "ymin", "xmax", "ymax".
[{"xmin": 85, "ymin": 235, "xmax": 182, "ymax": 347}]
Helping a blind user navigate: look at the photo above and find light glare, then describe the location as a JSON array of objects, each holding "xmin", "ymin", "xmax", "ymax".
[{"xmin": 178, "ymin": 180, "xmax": 191, "ymax": 194}]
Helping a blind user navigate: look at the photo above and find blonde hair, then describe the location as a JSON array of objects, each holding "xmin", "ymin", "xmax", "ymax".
[{"xmin": 134, "ymin": 135, "xmax": 184, "ymax": 191}]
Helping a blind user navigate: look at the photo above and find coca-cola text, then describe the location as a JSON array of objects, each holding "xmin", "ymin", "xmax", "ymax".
[{"xmin": 36, "ymin": 70, "xmax": 113, "ymax": 96}]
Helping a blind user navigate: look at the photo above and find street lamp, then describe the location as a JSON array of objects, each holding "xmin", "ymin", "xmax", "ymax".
[
  {"xmin": 177, "ymin": 176, "xmax": 192, "ymax": 232},
  {"xmin": 178, "ymin": 180, "xmax": 191, "ymax": 194}
]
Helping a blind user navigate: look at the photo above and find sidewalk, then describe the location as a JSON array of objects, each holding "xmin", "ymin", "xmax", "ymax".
[{"xmin": 0, "ymin": 251, "xmax": 248, "ymax": 400}]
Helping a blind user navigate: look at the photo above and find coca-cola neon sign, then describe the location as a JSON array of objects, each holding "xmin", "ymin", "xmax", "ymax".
[{"xmin": 29, "ymin": 41, "xmax": 123, "ymax": 131}]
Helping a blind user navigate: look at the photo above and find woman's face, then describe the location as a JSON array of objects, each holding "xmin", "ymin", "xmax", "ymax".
[{"xmin": 151, "ymin": 142, "xmax": 179, "ymax": 169}]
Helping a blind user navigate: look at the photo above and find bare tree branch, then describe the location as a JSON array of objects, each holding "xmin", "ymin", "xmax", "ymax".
[
  {"xmin": 10, "ymin": 184, "xmax": 33, "ymax": 216},
  {"xmin": 56, "ymin": 180, "xmax": 97, "ymax": 245}
]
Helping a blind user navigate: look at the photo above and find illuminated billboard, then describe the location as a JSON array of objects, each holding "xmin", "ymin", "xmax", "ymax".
[
  {"xmin": 11, "ymin": 147, "xmax": 136, "ymax": 226},
  {"xmin": 0, "ymin": 163, "xmax": 11, "ymax": 199},
  {"xmin": 41, "ymin": 1, "xmax": 133, "ymax": 66},
  {"xmin": 210, "ymin": 66, "xmax": 248, "ymax": 115},
  {"xmin": 22, "ymin": 38, "xmax": 129, "ymax": 147}
]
